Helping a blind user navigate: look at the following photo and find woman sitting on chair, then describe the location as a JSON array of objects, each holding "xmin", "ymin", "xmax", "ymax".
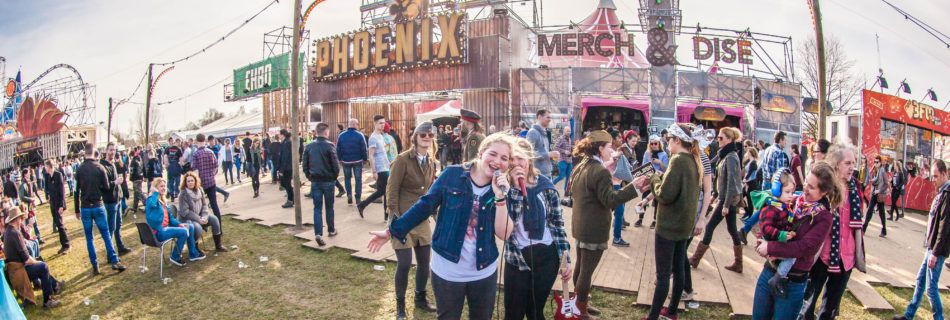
[
  {"xmin": 177, "ymin": 172, "xmax": 228, "ymax": 252},
  {"xmin": 145, "ymin": 177, "xmax": 205, "ymax": 267}
]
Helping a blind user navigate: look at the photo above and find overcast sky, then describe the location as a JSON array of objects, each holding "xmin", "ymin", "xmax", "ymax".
[{"xmin": 1, "ymin": 0, "xmax": 947, "ymax": 135}]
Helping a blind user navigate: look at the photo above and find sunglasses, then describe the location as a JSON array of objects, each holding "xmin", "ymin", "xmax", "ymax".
[
  {"xmin": 650, "ymin": 142, "xmax": 659, "ymax": 145},
  {"xmin": 717, "ymin": 136, "xmax": 726, "ymax": 140},
  {"xmin": 417, "ymin": 133, "xmax": 434, "ymax": 138}
]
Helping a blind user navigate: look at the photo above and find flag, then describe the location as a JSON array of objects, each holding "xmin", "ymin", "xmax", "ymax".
[{"xmin": 707, "ymin": 61, "xmax": 719, "ymax": 75}]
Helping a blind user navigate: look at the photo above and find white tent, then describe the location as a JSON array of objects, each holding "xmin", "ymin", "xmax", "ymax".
[{"xmin": 415, "ymin": 101, "xmax": 461, "ymax": 125}]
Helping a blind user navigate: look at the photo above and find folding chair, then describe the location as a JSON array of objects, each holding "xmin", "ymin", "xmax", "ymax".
[{"xmin": 135, "ymin": 223, "xmax": 173, "ymax": 280}]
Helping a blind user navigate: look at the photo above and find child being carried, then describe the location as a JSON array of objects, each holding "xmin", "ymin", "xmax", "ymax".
[{"xmin": 751, "ymin": 169, "xmax": 801, "ymax": 297}]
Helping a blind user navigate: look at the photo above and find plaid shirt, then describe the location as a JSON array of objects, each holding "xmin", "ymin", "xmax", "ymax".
[
  {"xmin": 759, "ymin": 199, "xmax": 795, "ymax": 242},
  {"xmin": 504, "ymin": 187, "xmax": 571, "ymax": 271},
  {"xmin": 192, "ymin": 146, "xmax": 218, "ymax": 188},
  {"xmin": 760, "ymin": 145, "xmax": 789, "ymax": 190}
]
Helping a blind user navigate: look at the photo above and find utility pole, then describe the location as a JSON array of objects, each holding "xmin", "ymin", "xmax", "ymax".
[
  {"xmin": 290, "ymin": 0, "xmax": 304, "ymax": 229},
  {"xmin": 107, "ymin": 97, "xmax": 113, "ymax": 143},
  {"xmin": 810, "ymin": 0, "xmax": 829, "ymax": 140},
  {"xmin": 145, "ymin": 63, "xmax": 154, "ymax": 145}
]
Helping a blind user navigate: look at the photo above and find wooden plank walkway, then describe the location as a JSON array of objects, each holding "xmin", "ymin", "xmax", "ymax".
[{"xmin": 214, "ymin": 172, "xmax": 950, "ymax": 315}]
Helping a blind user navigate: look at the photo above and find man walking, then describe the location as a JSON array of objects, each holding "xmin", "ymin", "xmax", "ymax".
[
  {"xmin": 759, "ymin": 131, "xmax": 789, "ymax": 190},
  {"xmin": 277, "ymin": 129, "xmax": 295, "ymax": 208},
  {"xmin": 129, "ymin": 151, "xmax": 145, "ymax": 213},
  {"xmin": 74, "ymin": 144, "xmax": 126, "ymax": 274},
  {"xmin": 303, "ymin": 123, "xmax": 340, "ymax": 246},
  {"xmin": 164, "ymin": 138, "xmax": 184, "ymax": 201},
  {"xmin": 459, "ymin": 109, "xmax": 485, "ymax": 162},
  {"xmin": 101, "ymin": 143, "xmax": 132, "ymax": 255},
  {"xmin": 357, "ymin": 115, "xmax": 392, "ymax": 220},
  {"xmin": 44, "ymin": 159, "xmax": 70, "ymax": 254},
  {"xmin": 269, "ymin": 133, "xmax": 283, "ymax": 184},
  {"xmin": 527, "ymin": 108, "xmax": 557, "ymax": 178},
  {"xmin": 192, "ymin": 134, "xmax": 226, "ymax": 227},
  {"xmin": 894, "ymin": 160, "xmax": 949, "ymax": 320},
  {"xmin": 337, "ymin": 118, "xmax": 367, "ymax": 205}
]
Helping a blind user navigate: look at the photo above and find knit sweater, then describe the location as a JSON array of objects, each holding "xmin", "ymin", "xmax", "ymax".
[
  {"xmin": 570, "ymin": 156, "xmax": 639, "ymax": 244},
  {"xmin": 650, "ymin": 152, "xmax": 700, "ymax": 241}
]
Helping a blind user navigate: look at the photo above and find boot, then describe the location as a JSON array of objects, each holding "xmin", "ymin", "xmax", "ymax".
[
  {"xmin": 213, "ymin": 234, "xmax": 229, "ymax": 252},
  {"xmin": 576, "ymin": 301, "xmax": 600, "ymax": 320},
  {"xmin": 414, "ymin": 290, "xmax": 436, "ymax": 312},
  {"xmin": 395, "ymin": 297, "xmax": 407, "ymax": 320},
  {"xmin": 724, "ymin": 245, "xmax": 743, "ymax": 273},
  {"xmin": 688, "ymin": 243, "xmax": 710, "ymax": 269}
]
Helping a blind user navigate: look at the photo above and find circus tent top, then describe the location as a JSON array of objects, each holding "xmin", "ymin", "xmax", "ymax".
[{"xmin": 537, "ymin": 0, "xmax": 650, "ymax": 69}]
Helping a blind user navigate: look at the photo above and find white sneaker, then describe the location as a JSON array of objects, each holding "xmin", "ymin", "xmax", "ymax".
[{"xmin": 169, "ymin": 258, "xmax": 186, "ymax": 267}]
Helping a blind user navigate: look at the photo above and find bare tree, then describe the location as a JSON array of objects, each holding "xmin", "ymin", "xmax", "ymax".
[
  {"xmin": 135, "ymin": 106, "xmax": 161, "ymax": 144},
  {"xmin": 199, "ymin": 108, "xmax": 225, "ymax": 127},
  {"xmin": 797, "ymin": 36, "xmax": 865, "ymax": 139}
]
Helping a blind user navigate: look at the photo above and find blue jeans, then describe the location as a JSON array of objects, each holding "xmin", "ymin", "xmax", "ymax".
[
  {"xmin": 155, "ymin": 224, "xmax": 199, "ymax": 261},
  {"xmin": 223, "ymin": 161, "xmax": 234, "ymax": 183},
  {"xmin": 311, "ymin": 181, "xmax": 336, "ymax": 236},
  {"xmin": 904, "ymin": 250, "xmax": 945, "ymax": 320},
  {"xmin": 167, "ymin": 173, "xmax": 181, "ymax": 198},
  {"xmin": 80, "ymin": 206, "xmax": 119, "ymax": 265},
  {"xmin": 105, "ymin": 202, "xmax": 126, "ymax": 250},
  {"xmin": 552, "ymin": 160, "xmax": 572, "ymax": 194},
  {"xmin": 612, "ymin": 184, "xmax": 625, "ymax": 241},
  {"xmin": 741, "ymin": 209, "xmax": 762, "ymax": 234},
  {"xmin": 342, "ymin": 162, "xmax": 363, "ymax": 201},
  {"xmin": 776, "ymin": 258, "xmax": 797, "ymax": 278},
  {"xmin": 270, "ymin": 159, "xmax": 279, "ymax": 181},
  {"xmin": 752, "ymin": 266, "xmax": 807, "ymax": 320},
  {"xmin": 234, "ymin": 158, "xmax": 243, "ymax": 179}
]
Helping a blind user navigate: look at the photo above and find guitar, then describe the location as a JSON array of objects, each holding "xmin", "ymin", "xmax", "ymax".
[{"xmin": 553, "ymin": 255, "xmax": 579, "ymax": 320}]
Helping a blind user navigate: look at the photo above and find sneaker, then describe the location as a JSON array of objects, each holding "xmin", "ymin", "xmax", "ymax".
[
  {"xmin": 328, "ymin": 231, "xmax": 338, "ymax": 237},
  {"xmin": 659, "ymin": 307, "xmax": 678, "ymax": 320},
  {"xmin": 189, "ymin": 252, "xmax": 207, "ymax": 262},
  {"xmin": 612, "ymin": 239, "xmax": 630, "ymax": 247},
  {"xmin": 169, "ymin": 258, "xmax": 186, "ymax": 267},
  {"xmin": 253, "ymin": 192, "xmax": 259, "ymax": 198},
  {"xmin": 118, "ymin": 247, "xmax": 132, "ymax": 256},
  {"xmin": 623, "ymin": 219, "xmax": 631, "ymax": 227},
  {"xmin": 281, "ymin": 201, "xmax": 294, "ymax": 208},
  {"xmin": 768, "ymin": 274, "xmax": 788, "ymax": 298},
  {"xmin": 57, "ymin": 246, "xmax": 71, "ymax": 255},
  {"xmin": 680, "ymin": 291, "xmax": 696, "ymax": 301},
  {"xmin": 336, "ymin": 190, "xmax": 345, "ymax": 198},
  {"xmin": 92, "ymin": 265, "xmax": 101, "ymax": 276},
  {"xmin": 315, "ymin": 236, "xmax": 327, "ymax": 247},
  {"xmin": 43, "ymin": 300, "xmax": 61, "ymax": 309},
  {"xmin": 347, "ymin": 198, "xmax": 353, "ymax": 205},
  {"xmin": 650, "ymin": 221, "xmax": 656, "ymax": 229},
  {"xmin": 634, "ymin": 219, "xmax": 643, "ymax": 227},
  {"xmin": 111, "ymin": 263, "xmax": 127, "ymax": 272},
  {"xmin": 305, "ymin": 193, "xmax": 313, "ymax": 199}
]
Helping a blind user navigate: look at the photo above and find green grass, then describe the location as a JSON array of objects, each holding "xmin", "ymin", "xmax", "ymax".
[{"xmin": 17, "ymin": 201, "xmax": 948, "ymax": 319}]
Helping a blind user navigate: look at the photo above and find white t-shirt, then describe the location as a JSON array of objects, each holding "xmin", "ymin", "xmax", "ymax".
[
  {"xmin": 430, "ymin": 181, "xmax": 498, "ymax": 282},
  {"xmin": 368, "ymin": 132, "xmax": 391, "ymax": 173},
  {"xmin": 512, "ymin": 192, "xmax": 554, "ymax": 250}
]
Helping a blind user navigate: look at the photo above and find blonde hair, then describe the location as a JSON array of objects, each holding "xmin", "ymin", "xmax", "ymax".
[
  {"xmin": 151, "ymin": 177, "xmax": 168, "ymax": 205},
  {"xmin": 472, "ymin": 132, "xmax": 515, "ymax": 172},
  {"xmin": 719, "ymin": 127, "xmax": 742, "ymax": 143},
  {"xmin": 511, "ymin": 137, "xmax": 540, "ymax": 185},
  {"xmin": 825, "ymin": 141, "xmax": 856, "ymax": 169},
  {"xmin": 181, "ymin": 171, "xmax": 202, "ymax": 192}
]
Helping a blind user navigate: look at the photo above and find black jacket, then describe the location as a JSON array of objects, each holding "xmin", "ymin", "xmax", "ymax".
[
  {"xmin": 278, "ymin": 139, "xmax": 293, "ymax": 172},
  {"xmin": 47, "ymin": 170, "xmax": 67, "ymax": 209},
  {"xmin": 927, "ymin": 183, "xmax": 950, "ymax": 258},
  {"xmin": 130, "ymin": 157, "xmax": 144, "ymax": 181},
  {"xmin": 302, "ymin": 137, "xmax": 340, "ymax": 183},
  {"xmin": 268, "ymin": 140, "xmax": 282, "ymax": 161},
  {"xmin": 99, "ymin": 159, "xmax": 120, "ymax": 204},
  {"xmin": 74, "ymin": 159, "xmax": 111, "ymax": 211},
  {"xmin": 3, "ymin": 179, "xmax": 17, "ymax": 199}
]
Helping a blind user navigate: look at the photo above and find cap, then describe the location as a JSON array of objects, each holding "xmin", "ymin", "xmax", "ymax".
[
  {"xmin": 588, "ymin": 130, "xmax": 612, "ymax": 144},
  {"xmin": 460, "ymin": 109, "xmax": 481, "ymax": 123},
  {"xmin": 384, "ymin": 122, "xmax": 392, "ymax": 133},
  {"xmin": 414, "ymin": 121, "xmax": 434, "ymax": 135}
]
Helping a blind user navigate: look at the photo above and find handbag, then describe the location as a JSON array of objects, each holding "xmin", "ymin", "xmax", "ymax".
[{"xmin": 613, "ymin": 154, "xmax": 634, "ymax": 183}]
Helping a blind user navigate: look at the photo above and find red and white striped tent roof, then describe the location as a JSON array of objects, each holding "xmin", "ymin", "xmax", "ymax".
[{"xmin": 538, "ymin": 0, "xmax": 650, "ymax": 69}]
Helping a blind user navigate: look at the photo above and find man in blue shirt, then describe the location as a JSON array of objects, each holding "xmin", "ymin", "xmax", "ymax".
[
  {"xmin": 759, "ymin": 131, "xmax": 789, "ymax": 191},
  {"xmin": 337, "ymin": 118, "xmax": 368, "ymax": 205}
]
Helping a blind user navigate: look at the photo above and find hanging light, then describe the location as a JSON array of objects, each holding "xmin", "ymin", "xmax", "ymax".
[{"xmin": 657, "ymin": 17, "xmax": 666, "ymax": 29}]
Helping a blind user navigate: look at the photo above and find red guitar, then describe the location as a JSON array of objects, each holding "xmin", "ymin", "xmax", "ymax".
[{"xmin": 554, "ymin": 255, "xmax": 579, "ymax": 320}]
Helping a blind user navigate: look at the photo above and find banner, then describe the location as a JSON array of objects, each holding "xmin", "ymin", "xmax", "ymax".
[{"xmin": 232, "ymin": 52, "xmax": 304, "ymax": 100}]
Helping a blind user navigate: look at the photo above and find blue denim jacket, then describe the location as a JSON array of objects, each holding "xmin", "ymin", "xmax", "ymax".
[{"xmin": 389, "ymin": 164, "xmax": 500, "ymax": 270}]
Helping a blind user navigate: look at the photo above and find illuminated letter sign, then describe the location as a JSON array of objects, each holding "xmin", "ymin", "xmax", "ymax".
[
  {"xmin": 692, "ymin": 36, "xmax": 753, "ymax": 65},
  {"xmin": 536, "ymin": 33, "xmax": 636, "ymax": 58},
  {"xmin": 312, "ymin": 12, "xmax": 467, "ymax": 82}
]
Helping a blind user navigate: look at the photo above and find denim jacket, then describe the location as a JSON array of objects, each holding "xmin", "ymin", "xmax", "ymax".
[{"xmin": 389, "ymin": 163, "xmax": 500, "ymax": 270}]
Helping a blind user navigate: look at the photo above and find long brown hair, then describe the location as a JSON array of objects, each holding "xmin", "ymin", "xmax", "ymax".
[
  {"xmin": 810, "ymin": 161, "xmax": 844, "ymax": 208},
  {"xmin": 672, "ymin": 123, "xmax": 704, "ymax": 183}
]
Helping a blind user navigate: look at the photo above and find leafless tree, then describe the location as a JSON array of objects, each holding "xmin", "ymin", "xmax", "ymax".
[
  {"xmin": 135, "ymin": 106, "xmax": 161, "ymax": 144},
  {"xmin": 797, "ymin": 36, "xmax": 865, "ymax": 139}
]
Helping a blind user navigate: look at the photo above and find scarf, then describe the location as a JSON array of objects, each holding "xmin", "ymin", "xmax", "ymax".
[
  {"xmin": 717, "ymin": 140, "xmax": 740, "ymax": 161},
  {"xmin": 828, "ymin": 177, "xmax": 863, "ymax": 272}
]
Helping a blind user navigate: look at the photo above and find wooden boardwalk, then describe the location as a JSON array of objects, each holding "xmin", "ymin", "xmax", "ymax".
[{"xmin": 218, "ymin": 173, "xmax": 949, "ymax": 316}]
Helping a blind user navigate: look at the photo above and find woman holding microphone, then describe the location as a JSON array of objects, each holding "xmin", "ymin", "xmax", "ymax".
[{"xmin": 368, "ymin": 133, "xmax": 515, "ymax": 320}]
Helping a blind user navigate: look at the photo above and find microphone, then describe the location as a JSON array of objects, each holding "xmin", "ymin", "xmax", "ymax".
[{"xmin": 494, "ymin": 170, "xmax": 509, "ymax": 194}]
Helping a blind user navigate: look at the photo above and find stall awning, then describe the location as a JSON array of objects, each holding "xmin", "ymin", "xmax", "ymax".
[{"xmin": 416, "ymin": 100, "xmax": 461, "ymax": 125}]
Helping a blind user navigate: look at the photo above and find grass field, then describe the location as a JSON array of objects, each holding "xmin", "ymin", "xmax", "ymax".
[{"xmin": 16, "ymin": 200, "xmax": 949, "ymax": 319}]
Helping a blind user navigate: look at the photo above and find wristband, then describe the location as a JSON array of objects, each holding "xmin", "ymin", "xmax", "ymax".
[
  {"xmin": 494, "ymin": 196, "xmax": 507, "ymax": 203},
  {"xmin": 495, "ymin": 200, "xmax": 507, "ymax": 207}
]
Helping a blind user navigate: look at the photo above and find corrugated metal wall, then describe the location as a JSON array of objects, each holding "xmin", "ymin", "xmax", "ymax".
[
  {"xmin": 322, "ymin": 102, "xmax": 348, "ymax": 143},
  {"xmin": 462, "ymin": 90, "xmax": 511, "ymax": 134}
]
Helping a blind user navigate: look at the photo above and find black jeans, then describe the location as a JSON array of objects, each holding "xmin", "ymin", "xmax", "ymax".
[
  {"xmin": 572, "ymin": 247, "xmax": 605, "ymax": 303},
  {"xmin": 248, "ymin": 167, "xmax": 260, "ymax": 193},
  {"xmin": 800, "ymin": 260, "xmax": 853, "ymax": 320},
  {"xmin": 203, "ymin": 186, "xmax": 223, "ymax": 232},
  {"xmin": 280, "ymin": 170, "xmax": 294, "ymax": 202},
  {"xmin": 50, "ymin": 204, "xmax": 70, "ymax": 248},
  {"xmin": 431, "ymin": 272, "xmax": 497, "ymax": 320},
  {"xmin": 649, "ymin": 234, "xmax": 688, "ymax": 319},
  {"xmin": 683, "ymin": 236, "xmax": 695, "ymax": 294},
  {"xmin": 701, "ymin": 201, "xmax": 741, "ymax": 246},
  {"xmin": 358, "ymin": 172, "xmax": 389, "ymax": 211},
  {"xmin": 394, "ymin": 246, "xmax": 431, "ymax": 300},
  {"xmin": 863, "ymin": 194, "xmax": 887, "ymax": 235},
  {"xmin": 504, "ymin": 243, "xmax": 559, "ymax": 320},
  {"xmin": 888, "ymin": 190, "xmax": 901, "ymax": 217},
  {"xmin": 25, "ymin": 262, "xmax": 58, "ymax": 304}
]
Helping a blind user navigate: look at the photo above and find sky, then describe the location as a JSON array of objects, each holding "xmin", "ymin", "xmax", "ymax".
[{"xmin": 0, "ymin": 0, "xmax": 947, "ymax": 136}]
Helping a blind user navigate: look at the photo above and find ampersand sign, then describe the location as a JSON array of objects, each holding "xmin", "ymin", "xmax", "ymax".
[{"xmin": 646, "ymin": 27, "xmax": 678, "ymax": 67}]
